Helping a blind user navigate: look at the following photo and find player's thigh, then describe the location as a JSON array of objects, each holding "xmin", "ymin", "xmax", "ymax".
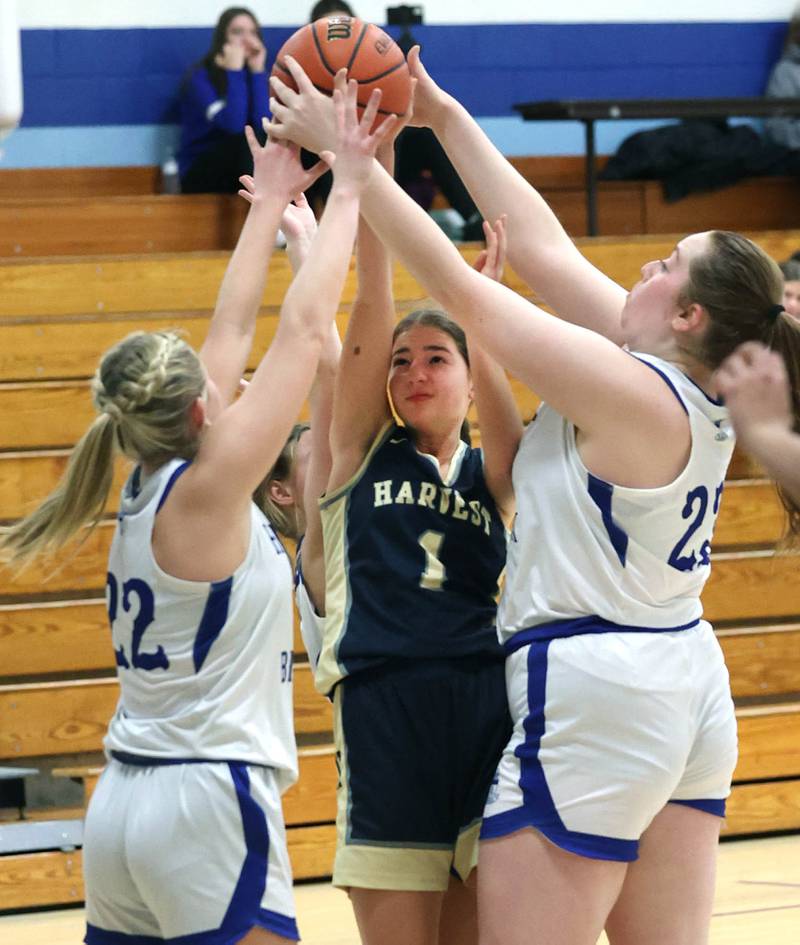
[
  {"xmin": 439, "ymin": 869, "xmax": 478, "ymax": 945},
  {"xmin": 605, "ymin": 803, "xmax": 720, "ymax": 945},
  {"xmin": 479, "ymin": 829, "xmax": 627, "ymax": 945},
  {"xmin": 349, "ymin": 887, "xmax": 444, "ymax": 945}
]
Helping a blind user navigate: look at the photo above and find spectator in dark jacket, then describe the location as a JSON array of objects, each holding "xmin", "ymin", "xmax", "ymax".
[{"xmin": 178, "ymin": 7, "xmax": 269, "ymax": 194}]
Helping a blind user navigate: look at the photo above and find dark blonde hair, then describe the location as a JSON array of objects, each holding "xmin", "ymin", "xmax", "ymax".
[
  {"xmin": 680, "ymin": 231, "xmax": 800, "ymax": 536},
  {"xmin": 0, "ymin": 331, "xmax": 205, "ymax": 567},
  {"xmin": 254, "ymin": 423, "xmax": 309, "ymax": 540},
  {"xmin": 392, "ymin": 307, "xmax": 472, "ymax": 444}
]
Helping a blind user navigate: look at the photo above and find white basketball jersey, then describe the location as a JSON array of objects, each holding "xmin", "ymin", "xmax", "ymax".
[
  {"xmin": 104, "ymin": 459, "xmax": 298, "ymax": 790},
  {"xmin": 294, "ymin": 556, "xmax": 323, "ymax": 671},
  {"xmin": 498, "ymin": 354, "xmax": 735, "ymax": 641}
]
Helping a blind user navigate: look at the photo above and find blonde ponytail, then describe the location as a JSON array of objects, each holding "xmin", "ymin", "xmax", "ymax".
[{"xmin": 0, "ymin": 412, "xmax": 117, "ymax": 568}]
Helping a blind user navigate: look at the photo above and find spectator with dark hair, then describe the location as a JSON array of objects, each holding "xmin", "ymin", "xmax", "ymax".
[
  {"xmin": 309, "ymin": 0, "xmax": 354, "ymax": 19},
  {"xmin": 178, "ymin": 7, "xmax": 269, "ymax": 194},
  {"xmin": 779, "ymin": 253, "xmax": 800, "ymax": 320}
]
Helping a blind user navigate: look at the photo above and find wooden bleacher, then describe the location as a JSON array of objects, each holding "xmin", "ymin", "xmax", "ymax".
[
  {"xmin": 1, "ymin": 233, "xmax": 799, "ymax": 912},
  {"xmin": 2, "ymin": 160, "xmax": 800, "ymax": 257}
]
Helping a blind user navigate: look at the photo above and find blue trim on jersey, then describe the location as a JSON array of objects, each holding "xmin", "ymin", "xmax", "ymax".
[
  {"xmin": 85, "ymin": 910, "xmax": 299, "ymax": 944},
  {"xmin": 155, "ymin": 461, "xmax": 191, "ymax": 513},
  {"xmin": 130, "ymin": 466, "xmax": 142, "ymax": 499},
  {"xmin": 479, "ymin": 640, "xmax": 639, "ymax": 862},
  {"xmin": 193, "ymin": 577, "xmax": 233, "ymax": 672},
  {"xmin": 685, "ymin": 374, "xmax": 725, "ymax": 408},
  {"xmin": 504, "ymin": 615, "xmax": 701, "ymax": 654},
  {"xmin": 670, "ymin": 797, "xmax": 727, "ymax": 818},
  {"xmin": 586, "ymin": 474, "xmax": 629, "ymax": 567},
  {"xmin": 633, "ymin": 358, "xmax": 688, "ymax": 416},
  {"xmin": 255, "ymin": 909, "xmax": 300, "ymax": 941}
]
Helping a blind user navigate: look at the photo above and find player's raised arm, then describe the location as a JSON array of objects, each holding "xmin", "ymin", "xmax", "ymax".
[
  {"xmin": 267, "ymin": 52, "xmax": 627, "ymax": 344},
  {"xmin": 467, "ymin": 217, "xmax": 522, "ymax": 525},
  {"xmin": 354, "ymin": 159, "xmax": 689, "ymax": 489},
  {"xmin": 191, "ymin": 85, "xmax": 395, "ymax": 510},
  {"xmin": 406, "ymin": 48, "xmax": 627, "ymax": 344},
  {"xmin": 199, "ymin": 127, "xmax": 328, "ymax": 408},
  {"xmin": 325, "ymin": 79, "xmax": 407, "ymax": 496}
]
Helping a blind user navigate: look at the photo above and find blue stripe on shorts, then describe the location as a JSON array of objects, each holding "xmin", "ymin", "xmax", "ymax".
[{"xmin": 480, "ymin": 640, "xmax": 639, "ymax": 862}]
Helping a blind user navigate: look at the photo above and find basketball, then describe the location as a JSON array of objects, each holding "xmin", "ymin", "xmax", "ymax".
[{"xmin": 271, "ymin": 16, "xmax": 411, "ymax": 126}]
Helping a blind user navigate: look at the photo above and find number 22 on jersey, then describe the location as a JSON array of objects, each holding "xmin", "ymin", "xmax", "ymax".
[{"xmin": 106, "ymin": 572, "xmax": 168, "ymax": 671}]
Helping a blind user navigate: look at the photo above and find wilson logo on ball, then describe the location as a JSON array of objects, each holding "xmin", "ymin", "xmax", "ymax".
[{"xmin": 327, "ymin": 17, "xmax": 353, "ymax": 41}]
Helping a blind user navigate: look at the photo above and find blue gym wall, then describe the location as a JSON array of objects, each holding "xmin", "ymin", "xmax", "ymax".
[{"xmin": 1, "ymin": 1, "xmax": 793, "ymax": 168}]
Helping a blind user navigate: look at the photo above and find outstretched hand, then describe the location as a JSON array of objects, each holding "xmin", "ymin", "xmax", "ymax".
[
  {"xmin": 265, "ymin": 56, "xmax": 338, "ymax": 154},
  {"xmin": 714, "ymin": 341, "xmax": 793, "ymax": 449},
  {"xmin": 473, "ymin": 216, "xmax": 507, "ymax": 283},
  {"xmin": 237, "ymin": 125, "xmax": 329, "ymax": 205},
  {"xmin": 323, "ymin": 71, "xmax": 398, "ymax": 193},
  {"xmin": 405, "ymin": 46, "xmax": 448, "ymax": 129}
]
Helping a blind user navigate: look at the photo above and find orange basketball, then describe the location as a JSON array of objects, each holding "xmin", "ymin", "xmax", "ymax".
[{"xmin": 271, "ymin": 16, "xmax": 411, "ymax": 126}]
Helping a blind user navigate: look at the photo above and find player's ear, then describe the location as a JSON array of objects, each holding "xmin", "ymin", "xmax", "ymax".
[{"xmin": 268, "ymin": 479, "xmax": 295, "ymax": 506}]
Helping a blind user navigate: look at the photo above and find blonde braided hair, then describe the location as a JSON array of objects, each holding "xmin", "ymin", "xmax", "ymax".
[{"xmin": 1, "ymin": 330, "xmax": 206, "ymax": 568}]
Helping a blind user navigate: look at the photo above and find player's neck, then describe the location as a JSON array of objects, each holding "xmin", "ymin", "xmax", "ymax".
[{"xmin": 412, "ymin": 428, "xmax": 462, "ymax": 476}]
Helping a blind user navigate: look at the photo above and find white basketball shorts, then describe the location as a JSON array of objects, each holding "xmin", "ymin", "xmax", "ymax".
[
  {"xmin": 83, "ymin": 759, "xmax": 298, "ymax": 942},
  {"xmin": 481, "ymin": 618, "xmax": 738, "ymax": 861}
]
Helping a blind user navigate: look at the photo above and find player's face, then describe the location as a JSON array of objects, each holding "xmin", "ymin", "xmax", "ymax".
[
  {"xmin": 388, "ymin": 325, "xmax": 471, "ymax": 434},
  {"xmin": 621, "ymin": 232, "xmax": 712, "ymax": 352},
  {"xmin": 226, "ymin": 14, "xmax": 260, "ymax": 52},
  {"xmin": 783, "ymin": 279, "xmax": 800, "ymax": 321}
]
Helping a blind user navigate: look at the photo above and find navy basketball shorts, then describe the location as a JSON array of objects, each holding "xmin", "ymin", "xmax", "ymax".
[
  {"xmin": 481, "ymin": 619, "xmax": 738, "ymax": 861},
  {"xmin": 332, "ymin": 655, "xmax": 512, "ymax": 891},
  {"xmin": 83, "ymin": 760, "xmax": 298, "ymax": 942}
]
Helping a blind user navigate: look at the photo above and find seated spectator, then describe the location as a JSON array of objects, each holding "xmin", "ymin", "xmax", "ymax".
[
  {"xmin": 765, "ymin": 11, "xmax": 800, "ymax": 150},
  {"xmin": 779, "ymin": 253, "xmax": 800, "ymax": 320},
  {"xmin": 178, "ymin": 7, "xmax": 268, "ymax": 194}
]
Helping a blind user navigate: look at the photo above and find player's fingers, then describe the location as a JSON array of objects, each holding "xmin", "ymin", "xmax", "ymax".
[
  {"xmin": 269, "ymin": 73, "xmax": 296, "ymax": 105},
  {"xmin": 305, "ymin": 158, "xmax": 331, "ymax": 184},
  {"xmin": 237, "ymin": 189, "xmax": 255, "ymax": 204},
  {"xmin": 345, "ymin": 79, "xmax": 359, "ymax": 126},
  {"xmin": 360, "ymin": 88, "xmax": 383, "ymax": 132},
  {"xmin": 283, "ymin": 55, "xmax": 314, "ymax": 93},
  {"xmin": 407, "ymin": 45, "xmax": 427, "ymax": 81},
  {"xmin": 473, "ymin": 249, "xmax": 488, "ymax": 273},
  {"xmin": 333, "ymin": 67, "xmax": 348, "ymax": 96},
  {"xmin": 243, "ymin": 124, "xmax": 259, "ymax": 155},
  {"xmin": 317, "ymin": 150, "xmax": 336, "ymax": 170},
  {"xmin": 400, "ymin": 76, "xmax": 418, "ymax": 126},
  {"xmin": 238, "ymin": 174, "xmax": 255, "ymax": 192},
  {"xmin": 372, "ymin": 113, "xmax": 398, "ymax": 147}
]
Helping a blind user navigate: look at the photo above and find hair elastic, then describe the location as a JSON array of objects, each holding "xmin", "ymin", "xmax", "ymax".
[{"xmin": 767, "ymin": 303, "xmax": 785, "ymax": 322}]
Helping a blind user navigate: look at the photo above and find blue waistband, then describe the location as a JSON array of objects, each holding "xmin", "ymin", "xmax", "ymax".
[
  {"xmin": 110, "ymin": 750, "xmax": 253, "ymax": 767},
  {"xmin": 504, "ymin": 615, "xmax": 701, "ymax": 654}
]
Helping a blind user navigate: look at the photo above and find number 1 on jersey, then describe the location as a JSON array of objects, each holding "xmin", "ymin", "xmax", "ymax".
[{"xmin": 419, "ymin": 530, "xmax": 446, "ymax": 591}]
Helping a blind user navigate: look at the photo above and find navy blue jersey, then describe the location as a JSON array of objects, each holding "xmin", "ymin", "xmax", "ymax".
[{"xmin": 316, "ymin": 423, "xmax": 507, "ymax": 694}]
